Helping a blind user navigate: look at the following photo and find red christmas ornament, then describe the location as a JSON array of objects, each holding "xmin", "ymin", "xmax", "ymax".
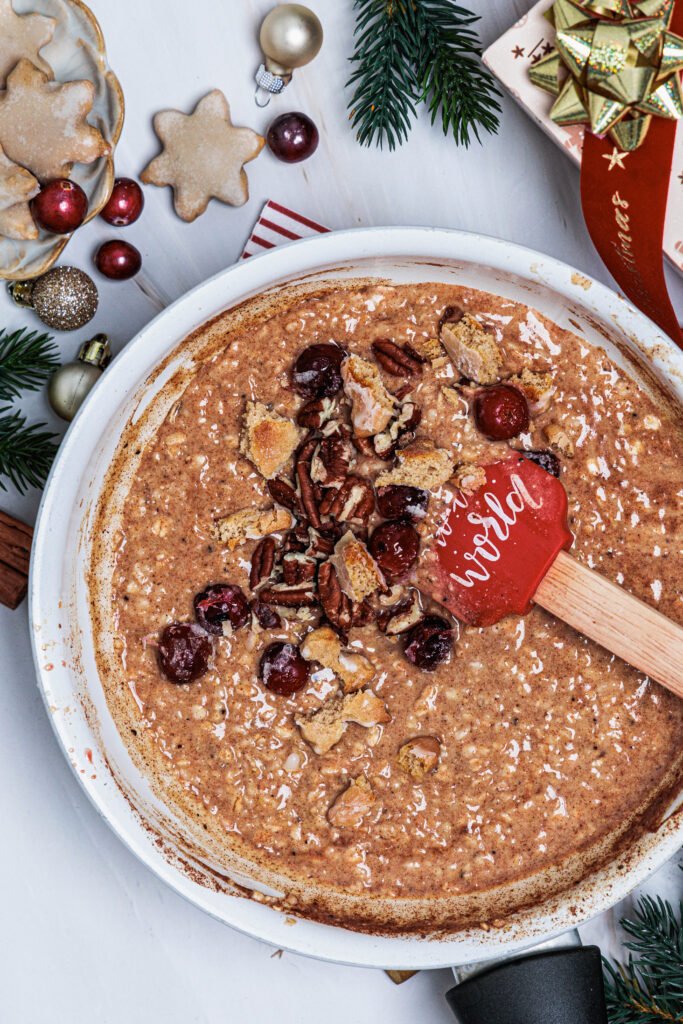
[
  {"xmin": 267, "ymin": 112, "xmax": 319, "ymax": 163},
  {"xmin": 95, "ymin": 240, "xmax": 142, "ymax": 280},
  {"xmin": 31, "ymin": 179, "xmax": 88, "ymax": 234},
  {"xmin": 100, "ymin": 177, "xmax": 145, "ymax": 226}
]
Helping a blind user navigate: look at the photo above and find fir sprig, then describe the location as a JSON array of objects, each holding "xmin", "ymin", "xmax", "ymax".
[
  {"xmin": 0, "ymin": 327, "xmax": 59, "ymax": 401},
  {"xmin": 347, "ymin": 0, "xmax": 501, "ymax": 150},
  {"xmin": 0, "ymin": 406, "xmax": 59, "ymax": 495},
  {"xmin": 603, "ymin": 894, "xmax": 683, "ymax": 1024}
]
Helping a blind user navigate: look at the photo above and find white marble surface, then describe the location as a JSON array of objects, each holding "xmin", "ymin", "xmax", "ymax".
[{"xmin": 0, "ymin": 1, "xmax": 681, "ymax": 1021}]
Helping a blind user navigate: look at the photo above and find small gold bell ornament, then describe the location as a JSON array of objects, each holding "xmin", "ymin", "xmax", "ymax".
[
  {"xmin": 255, "ymin": 4, "xmax": 323, "ymax": 106},
  {"xmin": 48, "ymin": 334, "xmax": 111, "ymax": 422}
]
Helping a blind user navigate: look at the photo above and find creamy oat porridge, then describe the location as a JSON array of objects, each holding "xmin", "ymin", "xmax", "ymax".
[{"xmin": 91, "ymin": 281, "xmax": 683, "ymax": 930}]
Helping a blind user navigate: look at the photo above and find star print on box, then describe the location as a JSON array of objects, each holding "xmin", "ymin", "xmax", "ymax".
[
  {"xmin": 0, "ymin": 59, "xmax": 109, "ymax": 182},
  {"xmin": 0, "ymin": 0, "xmax": 55, "ymax": 86},
  {"xmin": 141, "ymin": 91, "xmax": 265, "ymax": 222}
]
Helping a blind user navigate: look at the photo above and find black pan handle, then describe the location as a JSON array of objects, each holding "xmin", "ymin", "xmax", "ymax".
[{"xmin": 445, "ymin": 945, "xmax": 608, "ymax": 1024}]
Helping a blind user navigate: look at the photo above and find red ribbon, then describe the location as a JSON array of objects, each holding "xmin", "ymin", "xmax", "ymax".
[{"xmin": 580, "ymin": 2, "xmax": 683, "ymax": 348}]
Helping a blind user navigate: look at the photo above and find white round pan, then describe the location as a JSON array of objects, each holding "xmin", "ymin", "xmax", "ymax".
[{"xmin": 29, "ymin": 227, "xmax": 683, "ymax": 970}]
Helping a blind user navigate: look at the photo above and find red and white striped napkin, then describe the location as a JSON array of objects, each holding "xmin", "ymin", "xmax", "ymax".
[{"xmin": 241, "ymin": 199, "xmax": 329, "ymax": 259}]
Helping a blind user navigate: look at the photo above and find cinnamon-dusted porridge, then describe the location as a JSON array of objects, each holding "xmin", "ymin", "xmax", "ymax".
[{"xmin": 92, "ymin": 281, "xmax": 683, "ymax": 929}]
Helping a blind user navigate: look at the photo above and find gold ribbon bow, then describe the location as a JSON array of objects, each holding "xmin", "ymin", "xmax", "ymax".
[{"xmin": 529, "ymin": 0, "xmax": 683, "ymax": 149}]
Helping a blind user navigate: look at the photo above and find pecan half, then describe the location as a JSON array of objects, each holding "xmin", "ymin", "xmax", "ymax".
[
  {"xmin": 297, "ymin": 396, "xmax": 338, "ymax": 429},
  {"xmin": 267, "ymin": 477, "xmax": 303, "ymax": 517},
  {"xmin": 296, "ymin": 436, "xmax": 322, "ymax": 528},
  {"xmin": 250, "ymin": 536, "xmax": 276, "ymax": 589},
  {"xmin": 311, "ymin": 436, "xmax": 355, "ymax": 488},
  {"xmin": 282, "ymin": 524, "xmax": 310, "ymax": 553},
  {"xmin": 319, "ymin": 475, "xmax": 375, "ymax": 524},
  {"xmin": 318, "ymin": 561, "xmax": 352, "ymax": 631},
  {"xmin": 372, "ymin": 338, "xmax": 423, "ymax": 378},
  {"xmin": 282, "ymin": 552, "xmax": 317, "ymax": 585},
  {"xmin": 258, "ymin": 583, "xmax": 318, "ymax": 607},
  {"xmin": 373, "ymin": 400, "xmax": 422, "ymax": 460},
  {"xmin": 352, "ymin": 435, "xmax": 377, "ymax": 458},
  {"xmin": 307, "ymin": 527, "xmax": 337, "ymax": 559}
]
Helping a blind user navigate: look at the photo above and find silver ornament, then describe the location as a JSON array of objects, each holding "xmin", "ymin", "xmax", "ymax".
[
  {"xmin": 48, "ymin": 334, "xmax": 111, "ymax": 422},
  {"xmin": 9, "ymin": 266, "xmax": 99, "ymax": 331},
  {"xmin": 255, "ymin": 4, "xmax": 323, "ymax": 106}
]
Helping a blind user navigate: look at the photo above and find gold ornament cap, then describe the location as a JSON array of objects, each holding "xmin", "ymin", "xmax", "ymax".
[{"xmin": 78, "ymin": 333, "xmax": 111, "ymax": 368}]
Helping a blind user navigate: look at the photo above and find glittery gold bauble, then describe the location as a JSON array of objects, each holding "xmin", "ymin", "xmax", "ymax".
[
  {"xmin": 48, "ymin": 334, "xmax": 111, "ymax": 421},
  {"xmin": 9, "ymin": 266, "xmax": 98, "ymax": 331},
  {"xmin": 260, "ymin": 5, "xmax": 323, "ymax": 75}
]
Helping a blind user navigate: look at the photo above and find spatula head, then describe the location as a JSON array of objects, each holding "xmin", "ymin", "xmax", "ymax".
[{"xmin": 429, "ymin": 455, "xmax": 573, "ymax": 627}]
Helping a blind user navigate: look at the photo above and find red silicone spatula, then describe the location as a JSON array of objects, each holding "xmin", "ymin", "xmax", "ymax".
[{"xmin": 428, "ymin": 454, "xmax": 683, "ymax": 698}]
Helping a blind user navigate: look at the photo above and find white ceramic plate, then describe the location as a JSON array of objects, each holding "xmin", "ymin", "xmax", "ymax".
[{"xmin": 29, "ymin": 228, "xmax": 683, "ymax": 969}]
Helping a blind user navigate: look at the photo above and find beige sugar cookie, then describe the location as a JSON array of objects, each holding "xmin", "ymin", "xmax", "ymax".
[
  {"xmin": 0, "ymin": 0, "xmax": 55, "ymax": 87},
  {"xmin": 0, "ymin": 59, "xmax": 109, "ymax": 182},
  {"xmin": 0, "ymin": 141, "xmax": 38, "ymax": 210},
  {"xmin": 141, "ymin": 90, "xmax": 264, "ymax": 222},
  {"xmin": 0, "ymin": 198, "xmax": 37, "ymax": 239}
]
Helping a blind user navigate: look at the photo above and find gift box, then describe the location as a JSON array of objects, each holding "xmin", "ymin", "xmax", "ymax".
[{"xmin": 483, "ymin": 0, "xmax": 683, "ymax": 276}]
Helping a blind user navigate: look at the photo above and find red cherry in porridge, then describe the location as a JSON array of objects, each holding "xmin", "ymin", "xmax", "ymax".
[
  {"xmin": 194, "ymin": 584, "xmax": 250, "ymax": 634},
  {"xmin": 31, "ymin": 179, "xmax": 88, "ymax": 234},
  {"xmin": 369, "ymin": 520, "xmax": 420, "ymax": 582},
  {"xmin": 259, "ymin": 642, "xmax": 311, "ymax": 696},
  {"xmin": 95, "ymin": 239, "xmax": 142, "ymax": 280},
  {"xmin": 100, "ymin": 177, "xmax": 145, "ymax": 226},
  {"xmin": 404, "ymin": 616, "xmax": 453, "ymax": 671},
  {"xmin": 292, "ymin": 343, "xmax": 346, "ymax": 399},
  {"xmin": 158, "ymin": 623, "xmax": 212, "ymax": 684},
  {"xmin": 376, "ymin": 485, "xmax": 429, "ymax": 522},
  {"xmin": 474, "ymin": 384, "xmax": 530, "ymax": 440}
]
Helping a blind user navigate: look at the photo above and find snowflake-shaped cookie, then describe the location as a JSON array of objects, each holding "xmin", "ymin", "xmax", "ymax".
[
  {"xmin": 0, "ymin": 142, "xmax": 38, "ymax": 239},
  {"xmin": 141, "ymin": 90, "xmax": 264, "ymax": 222},
  {"xmin": 0, "ymin": 0, "xmax": 55, "ymax": 87},
  {"xmin": 0, "ymin": 59, "xmax": 109, "ymax": 182}
]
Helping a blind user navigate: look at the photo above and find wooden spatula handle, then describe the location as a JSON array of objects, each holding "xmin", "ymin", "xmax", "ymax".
[{"xmin": 534, "ymin": 550, "xmax": 683, "ymax": 699}]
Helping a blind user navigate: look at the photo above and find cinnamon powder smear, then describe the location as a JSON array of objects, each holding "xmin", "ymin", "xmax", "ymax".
[{"xmin": 91, "ymin": 282, "xmax": 683, "ymax": 928}]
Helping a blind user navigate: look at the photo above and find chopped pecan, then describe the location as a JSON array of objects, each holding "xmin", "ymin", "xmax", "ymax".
[
  {"xmin": 373, "ymin": 400, "xmax": 422, "ymax": 460},
  {"xmin": 352, "ymin": 435, "xmax": 377, "ymax": 458},
  {"xmin": 327, "ymin": 775, "xmax": 377, "ymax": 827},
  {"xmin": 296, "ymin": 396, "xmax": 338, "ymax": 429},
  {"xmin": 295, "ymin": 436, "xmax": 322, "ymax": 528},
  {"xmin": 311, "ymin": 436, "xmax": 356, "ymax": 488},
  {"xmin": 282, "ymin": 524, "xmax": 311, "ymax": 553},
  {"xmin": 352, "ymin": 597, "xmax": 376, "ymax": 628},
  {"xmin": 318, "ymin": 561, "xmax": 352, "ymax": 631},
  {"xmin": 267, "ymin": 477, "xmax": 303, "ymax": 517},
  {"xmin": 378, "ymin": 588, "xmax": 423, "ymax": 635},
  {"xmin": 372, "ymin": 338, "xmax": 423, "ymax": 377},
  {"xmin": 397, "ymin": 736, "xmax": 441, "ymax": 780},
  {"xmin": 319, "ymin": 476, "xmax": 375, "ymax": 524},
  {"xmin": 282, "ymin": 552, "xmax": 317, "ymax": 585},
  {"xmin": 258, "ymin": 583, "xmax": 317, "ymax": 608},
  {"xmin": 251, "ymin": 600, "xmax": 282, "ymax": 630},
  {"xmin": 250, "ymin": 536, "xmax": 276, "ymax": 589},
  {"xmin": 307, "ymin": 527, "xmax": 337, "ymax": 559}
]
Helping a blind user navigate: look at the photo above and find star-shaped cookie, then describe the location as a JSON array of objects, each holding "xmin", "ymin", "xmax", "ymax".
[
  {"xmin": 0, "ymin": 59, "xmax": 109, "ymax": 182},
  {"xmin": 0, "ymin": 142, "xmax": 38, "ymax": 239},
  {"xmin": 0, "ymin": 0, "xmax": 55, "ymax": 87},
  {"xmin": 141, "ymin": 90, "xmax": 264, "ymax": 222}
]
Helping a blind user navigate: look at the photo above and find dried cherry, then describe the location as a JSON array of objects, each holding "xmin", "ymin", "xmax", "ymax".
[
  {"xmin": 292, "ymin": 344, "xmax": 345, "ymax": 399},
  {"xmin": 403, "ymin": 616, "xmax": 453, "ymax": 671},
  {"xmin": 368, "ymin": 520, "xmax": 420, "ymax": 582},
  {"xmin": 194, "ymin": 584, "xmax": 250, "ymax": 635},
  {"xmin": 376, "ymin": 485, "xmax": 429, "ymax": 522},
  {"xmin": 474, "ymin": 384, "xmax": 529, "ymax": 440},
  {"xmin": 259, "ymin": 642, "xmax": 310, "ymax": 696},
  {"xmin": 521, "ymin": 449, "xmax": 561, "ymax": 478},
  {"xmin": 158, "ymin": 623, "xmax": 212, "ymax": 684}
]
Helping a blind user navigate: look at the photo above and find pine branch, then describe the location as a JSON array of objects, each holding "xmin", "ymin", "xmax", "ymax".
[
  {"xmin": 347, "ymin": 0, "xmax": 420, "ymax": 150},
  {"xmin": 414, "ymin": 0, "xmax": 501, "ymax": 146},
  {"xmin": 0, "ymin": 328, "xmax": 59, "ymax": 402},
  {"xmin": 346, "ymin": 0, "xmax": 501, "ymax": 149},
  {"xmin": 0, "ymin": 406, "xmax": 59, "ymax": 495},
  {"xmin": 603, "ymin": 894, "xmax": 683, "ymax": 1024}
]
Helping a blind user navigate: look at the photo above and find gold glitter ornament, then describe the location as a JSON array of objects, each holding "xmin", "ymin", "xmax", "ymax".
[
  {"xmin": 530, "ymin": 0, "xmax": 683, "ymax": 149},
  {"xmin": 48, "ymin": 333, "xmax": 110, "ymax": 421},
  {"xmin": 8, "ymin": 265, "xmax": 98, "ymax": 330}
]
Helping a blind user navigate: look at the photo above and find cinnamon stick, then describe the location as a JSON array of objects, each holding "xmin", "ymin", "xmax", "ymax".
[{"xmin": 0, "ymin": 510, "xmax": 32, "ymax": 609}]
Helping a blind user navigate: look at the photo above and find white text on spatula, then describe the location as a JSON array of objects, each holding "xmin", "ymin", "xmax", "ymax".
[{"xmin": 438, "ymin": 473, "xmax": 542, "ymax": 588}]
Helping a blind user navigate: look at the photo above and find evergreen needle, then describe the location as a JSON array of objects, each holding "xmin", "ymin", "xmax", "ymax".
[
  {"xmin": 0, "ymin": 327, "xmax": 59, "ymax": 402},
  {"xmin": 0, "ymin": 406, "xmax": 59, "ymax": 495}
]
